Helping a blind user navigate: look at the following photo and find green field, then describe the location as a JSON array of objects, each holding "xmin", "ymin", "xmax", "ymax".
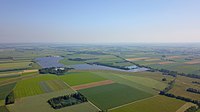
[
  {"xmin": 109, "ymin": 95, "xmax": 186, "ymax": 112},
  {"xmin": 114, "ymin": 73, "xmax": 167, "ymax": 91},
  {"xmin": 14, "ymin": 74, "xmax": 61, "ymax": 98},
  {"xmin": 59, "ymin": 72, "xmax": 106, "ymax": 86},
  {"xmin": 92, "ymin": 71, "xmax": 160, "ymax": 94},
  {"xmin": 79, "ymin": 83, "xmax": 153, "ymax": 110},
  {"xmin": 0, "ymin": 83, "xmax": 16, "ymax": 100},
  {"xmin": 7, "ymin": 90, "xmax": 98, "ymax": 112},
  {"xmin": 0, "ymin": 61, "xmax": 32, "ymax": 70},
  {"xmin": 59, "ymin": 58, "xmax": 85, "ymax": 65},
  {"xmin": 39, "ymin": 79, "xmax": 69, "ymax": 92}
]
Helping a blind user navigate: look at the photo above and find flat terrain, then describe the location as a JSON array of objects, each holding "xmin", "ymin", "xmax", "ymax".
[
  {"xmin": 7, "ymin": 90, "xmax": 99, "ymax": 112},
  {"xmin": 14, "ymin": 74, "xmax": 64, "ymax": 98},
  {"xmin": 0, "ymin": 83, "xmax": 16, "ymax": 100},
  {"xmin": 72, "ymin": 80, "xmax": 114, "ymax": 90},
  {"xmin": 59, "ymin": 72, "xmax": 106, "ymax": 86},
  {"xmin": 169, "ymin": 76, "xmax": 200, "ymax": 100},
  {"xmin": 79, "ymin": 83, "xmax": 153, "ymax": 110},
  {"xmin": 1, "ymin": 44, "xmax": 200, "ymax": 112},
  {"xmin": 109, "ymin": 95, "xmax": 185, "ymax": 112}
]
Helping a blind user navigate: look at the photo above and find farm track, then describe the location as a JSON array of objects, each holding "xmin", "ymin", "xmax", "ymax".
[{"xmin": 72, "ymin": 80, "xmax": 114, "ymax": 90}]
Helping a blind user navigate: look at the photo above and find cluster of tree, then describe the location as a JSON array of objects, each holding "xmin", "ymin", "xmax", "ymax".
[
  {"xmin": 89, "ymin": 62, "xmax": 130, "ymax": 70},
  {"xmin": 184, "ymin": 106, "xmax": 198, "ymax": 112},
  {"xmin": 39, "ymin": 67, "xmax": 73, "ymax": 75},
  {"xmin": 186, "ymin": 88, "xmax": 200, "ymax": 94},
  {"xmin": 48, "ymin": 92, "xmax": 87, "ymax": 109},
  {"xmin": 159, "ymin": 92, "xmax": 200, "ymax": 107},
  {"xmin": 5, "ymin": 91, "xmax": 14, "ymax": 105},
  {"xmin": 192, "ymin": 81, "xmax": 200, "ymax": 85},
  {"xmin": 68, "ymin": 58, "xmax": 97, "ymax": 61},
  {"xmin": 162, "ymin": 78, "xmax": 167, "ymax": 81}
]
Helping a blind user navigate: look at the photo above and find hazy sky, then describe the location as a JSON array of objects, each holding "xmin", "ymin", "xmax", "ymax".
[{"xmin": 0, "ymin": 0, "xmax": 200, "ymax": 43}]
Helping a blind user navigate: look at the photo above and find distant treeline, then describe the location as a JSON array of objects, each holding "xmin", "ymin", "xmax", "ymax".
[
  {"xmin": 116, "ymin": 54, "xmax": 200, "ymax": 79},
  {"xmin": 0, "ymin": 68, "xmax": 27, "ymax": 72},
  {"xmin": 5, "ymin": 91, "xmax": 15, "ymax": 105},
  {"xmin": 75, "ymin": 51, "xmax": 106, "ymax": 55},
  {"xmin": 186, "ymin": 88, "xmax": 200, "ymax": 94},
  {"xmin": 39, "ymin": 67, "xmax": 73, "ymax": 75},
  {"xmin": 137, "ymin": 64, "xmax": 200, "ymax": 79},
  {"xmin": 48, "ymin": 92, "xmax": 87, "ymax": 109},
  {"xmin": 88, "ymin": 62, "xmax": 130, "ymax": 70},
  {"xmin": 68, "ymin": 58, "xmax": 98, "ymax": 61}
]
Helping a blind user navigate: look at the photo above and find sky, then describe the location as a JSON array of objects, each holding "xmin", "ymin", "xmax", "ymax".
[{"xmin": 0, "ymin": 0, "xmax": 200, "ymax": 43}]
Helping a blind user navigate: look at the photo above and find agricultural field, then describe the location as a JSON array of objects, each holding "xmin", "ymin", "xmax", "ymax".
[
  {"xmin": 0, "ymin": 61, "xmax": 32, "ymax": 71},
  {"xmin": 0, "ymin": 44, "xmax": 200, "ymax": 112},
  {"xmin": 79, "ymin": 83, "xmax": 153, "ymax": 110},
  {"xmin": 0, "ymin": 83, "xmax": 16, "ymax": 100},
  {"xmin": 59, "ymin": 72, "xmax": 106, "ymax": 86},
  {"xmin": 14, "ymin": 74, "xmax": 65, "ymax": 98},
  {"xmin": 169, "ymin": 75, "xmax": 200, "ymax": 100},
  {"xmin": 109, "ymin": 95, "xmax": 186, "ymax": 112}
]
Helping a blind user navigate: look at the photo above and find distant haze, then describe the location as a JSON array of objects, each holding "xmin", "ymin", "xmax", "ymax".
[{"xmin": 0, "ymin": 0, "xmax": 200, "ymax": 43}]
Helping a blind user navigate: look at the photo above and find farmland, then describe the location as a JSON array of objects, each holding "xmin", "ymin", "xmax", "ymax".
[
  {"xmin": 14, "ymin": 74, "xmax": 68, "ymax": 98},
  {"xmin": 59, "ymin": 72, "xmax": 106, "ymax": 86},
  {"xmin": 0, "ymin": 44, "xmax": 200, "ymax": 112},
  {"xmin": 79, "ymin": 83, "xmax": 153, "ymax": 110},
  {"xmin": 109, "ymin": 95, "xmax": 186, "ymax": 112}
]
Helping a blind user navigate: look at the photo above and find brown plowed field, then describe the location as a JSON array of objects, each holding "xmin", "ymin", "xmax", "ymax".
[{"xmin": 72, "ymin": 80, "xmax": 114, "ymax": 90}]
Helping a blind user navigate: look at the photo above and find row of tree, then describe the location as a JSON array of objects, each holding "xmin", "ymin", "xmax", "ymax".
[
  {"xmin": 68, "ymin": 58, "xmax": 97, "ymax": 61},
  {"xmin": 144, "ymin": 65, "xmax": 200, "ymax": 79},
  {"xmin": 39, "ymin": 67, "xmax": 72, "ymax": 75},
  {"xmin": 161, "ymin": 79, "xmax": 176, "ymax": 93},
  {"xmin": 187, "ymin": 88, "xmax": 200, "ymax": 94},
  {"xmin": 0, "ymin": 68, "xmax": 27, "ymax": 72},
  {"xmin": 48, "ymin": 92, "xmax": 87, "ymax": 109},
  {"xmin": 88, "ymin": 62, "xmax": 130, "ymax": 70},
  {"xmin": 5, "ymin": 91, "xmax": 15, "ymax": 105}
]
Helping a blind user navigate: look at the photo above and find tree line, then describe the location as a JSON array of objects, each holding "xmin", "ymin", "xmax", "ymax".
[
  {"xmin": 186, "ymin": 88, "xmax": 200, "ymax": 94},
  {"xmin": 87, "ymin": 62, "xmax": 130, "ymax": 70}
]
